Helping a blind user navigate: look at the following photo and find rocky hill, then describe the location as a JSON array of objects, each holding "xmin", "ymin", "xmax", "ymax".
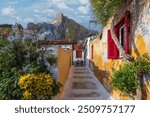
[{"xmin": 26, "ymin": 13, "xmax": 98, "ymax": 42}]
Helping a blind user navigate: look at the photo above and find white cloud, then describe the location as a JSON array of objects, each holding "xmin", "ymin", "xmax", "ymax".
[
  {"xmin": 24, "ymin": 18, "xmax": 34, "ymax": 23},
  {"xmin": 44, "ymin": 0, "xmax": 78, "ymax": 5},
  {"xmin": 77, "ymin": 5, "xmax": 89, "ymax": 14},
  {"xmin": 51, "ymin": 0, "xmax": 61, "ymax": 4},
  {"xmin": 33, "ymin": 9, "xmax": 40, "ymax": 13},
  {"xmin": 33, "ymin": 8, "xmax": 55, "ymax": 20},
  {"xmin": 65, "ymin": 0, "xmax": 79, "ymax": 5},
  {"xmin": 1, "ymin": 6, "xmax": 16, "ymax": 16},
  {"xmin": 57, "ymin": 2, "xmax": 69, "ymax": 10},
  {"xmin": 30, "ymin": 0, "xmax": 73, "ymax": 17},
  {"xmin": 78, "ymin": 0, "xmax": 89, "ymax": 5},
  {"xmin": 33, "ymin": 14, "xmax": 51, "ymax": 23},
  {"xmin": 15, "ymin": 16, "xmax": 22, "ymax": 21},
  {"xmin": 43, "ymin": 9, "xmax": 55, "ymax": 15},
  {"xmin": 0, "ymin": 0, "xmax": 91, "ymax": 29}
]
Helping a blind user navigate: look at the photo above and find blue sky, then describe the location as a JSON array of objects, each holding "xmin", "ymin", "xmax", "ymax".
[{"xmin": 0, "ymin": 0, "xmax": 101, "ymax": 31}]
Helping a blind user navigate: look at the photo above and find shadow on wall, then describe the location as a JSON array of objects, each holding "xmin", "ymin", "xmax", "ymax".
[
  {"xmin": 130, "ymin": 0, "xmax": 143, "ymax": 57},
  {"xmin": 56, "ymin": 48, "xmax": 72, "ymax": 99},
  {"xmin": 89, "ymin": 60, "xmax": 113, "ymax": 94},
  {"xmin": 58, "ymin": 48, "xmax": 72, "ymax": 86}
]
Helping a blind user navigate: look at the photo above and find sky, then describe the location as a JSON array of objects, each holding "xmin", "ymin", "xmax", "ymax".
[{"xmin": 0, "ymin": 0, "xmax": 101, "ymax": 31}]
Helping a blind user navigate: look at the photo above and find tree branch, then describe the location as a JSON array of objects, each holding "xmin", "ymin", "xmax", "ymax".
[{"xmin": 110, "ymin": 15, "xmax": 134, "ymax": 62}]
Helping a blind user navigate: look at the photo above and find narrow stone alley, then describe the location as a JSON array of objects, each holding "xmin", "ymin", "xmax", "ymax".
[{"xmin": 61, "ymin": 66, "xmax": 113, "ymax": 100}]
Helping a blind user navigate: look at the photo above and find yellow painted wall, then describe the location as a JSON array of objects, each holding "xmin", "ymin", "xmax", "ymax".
[
  {"xmin": 88, "ymin": 0, "xmax": 150, "ymax": 99},
  {"xmin": 56, "ymin": 48, "xmax": 72, "ymax": 99},
  {"xmin": 89, "ymin": 34, "xmax": 150, "ymax": 100},
  {"xmin": 58, "ymin": 48, "xmax": 72, "ymax": 86},
  {"xmin": 143, "ymin": 83, "xmax": 150, "ymax": 100},
  {"xmin": 132, "ymin": 34, "xmax": 149, "ymax": 58}
]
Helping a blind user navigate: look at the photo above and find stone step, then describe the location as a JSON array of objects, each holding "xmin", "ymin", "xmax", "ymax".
[{"xmin": 61, "ymin": 66, "xmax": 113, "ymax": 100}]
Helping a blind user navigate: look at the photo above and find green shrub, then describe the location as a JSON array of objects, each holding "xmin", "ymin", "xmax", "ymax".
[
  {"xmin": 0, "ymin": 38, "xmax": 60, "ymax": 99},
  {"xmin": 0, "ymin": 40, "xmax": 25, "ymax": 99},
  {"xmin": 0, "ymin": 72, "xmax": 23, "ymax": 99},
  {"xmin": 46, "ymin": 55, "xmax": 57, "ymax": 65},
  {"xmin": 112, "ymin": 54, "xmax": 150, "ymax": 95}
]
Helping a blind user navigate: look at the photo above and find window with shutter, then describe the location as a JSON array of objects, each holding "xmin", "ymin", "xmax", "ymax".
[
  {"xmin": 107, "ymin": 11, "xmax": 130, "ymax": 59},
  {"xmin": 76, "ymin": 51, "xmax": 82, "ymax": 58},
  {"xmin": 107, "ymin": 30, "xmax": 119, "ymax": 59}
]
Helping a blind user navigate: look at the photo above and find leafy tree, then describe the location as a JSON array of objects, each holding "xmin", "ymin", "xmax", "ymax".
[
  {"xmin": 90, "ymin": 0, "xmax": 122, "ymax": 24},
  {"xmin": 0, "ymin": 39, "xmax": 61, "ymax": 99},
  {"xmin": 46, "ymin": 55, "xmax": 57, "ymax": 66},
  {"xmin": 15, "ymin": 23, "xmax": 24, "ymax": 38},
  {"xmin": 0, "ymin": 26, "xmax": 13, "ymax": 42},
  {"xmin": 0, "ymin": 40, "xmax": 26, "ymax": 99},
  {"xmin": 90, "ymin": 0, "xmax": 134, "ymax": 61},
  {"xmin": 0, "ymin": 23, "xmax": 24, "ymax": 40}
]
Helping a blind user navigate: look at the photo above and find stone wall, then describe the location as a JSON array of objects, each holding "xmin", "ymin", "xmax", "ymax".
[{"xmin": 143, "ymin": 74, "xmax": 150, "ymax": 99}]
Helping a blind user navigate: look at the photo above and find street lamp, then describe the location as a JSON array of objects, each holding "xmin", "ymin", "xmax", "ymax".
[{"xmin": 89, "ymin": 20, "xmax": 97, "ymax": 30}]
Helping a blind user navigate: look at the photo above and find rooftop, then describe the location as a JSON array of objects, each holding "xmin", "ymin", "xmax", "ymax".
[
  {"xmin": 38, "ymin": 40, "xmax": 76, "ymax": 45},
  {"xmin": 0, "ymin": 24, "xmax": 13, "ymax": 28}
]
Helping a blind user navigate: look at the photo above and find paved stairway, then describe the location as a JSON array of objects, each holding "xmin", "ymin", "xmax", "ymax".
[{"xmin": 61, "ymin": 66, "xmax": 113, "ymax": 100}]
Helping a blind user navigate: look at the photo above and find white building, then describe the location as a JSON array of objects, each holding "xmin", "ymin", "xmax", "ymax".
[{"xmin": 83, "ymin": 36, "xmax": 98, "ymax": 67}]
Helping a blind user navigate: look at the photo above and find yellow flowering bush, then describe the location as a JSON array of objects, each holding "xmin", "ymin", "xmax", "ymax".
[{"xmin": 19, "ymin": 73, "xmax": 61, "ymax": 100}]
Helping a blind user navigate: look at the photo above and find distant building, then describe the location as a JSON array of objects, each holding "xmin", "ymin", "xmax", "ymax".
[
  {"xmin": 38, "ymin": 40, "xmax": 75, "ymax": 56},
  {"xmin": 83, "ymin": 36, "xmax": 97, "ymax": 67},
  {"xmin": 72, "ymin": 44, "xmax": 84, "ymax": 66}
]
